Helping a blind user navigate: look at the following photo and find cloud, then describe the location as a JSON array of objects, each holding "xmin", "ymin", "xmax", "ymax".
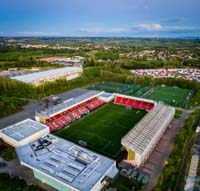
[
  {"xmin": 79, "ymin": 24, "xmax": 163, "ymax": 35},
  {"xmin": 161, "ymin": 18, "xmax": 185, "ymax": 24},
  {"xmin": 79, "ymin": 27, "xmax": 130, "ymax": 34},
  {"xmin": 17, "ymin": 31, "xmax": 62, "ymax": 36},
  {"xmin": 131, "ymin": 23, "xmax": 200, "ymax": 34},
  {"xmin": 135, "ymin": 23, "xmax": 162, "ymax": 31},
  {"xmin": 79, "ymin": 23, "xmax": 200, "ymax": 35},
  {"xmin": 159, "ymin": 25, "xmax": 200, "ymax": 34}
]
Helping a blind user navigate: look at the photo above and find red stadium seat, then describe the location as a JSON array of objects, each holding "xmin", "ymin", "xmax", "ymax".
[
  {"xmin": 45, "ymin": 96, "xmax": 105, "ymax": 132},
  {"xmin": 114, "ymin": 96, "xmax": 154, "ymax": 111}
]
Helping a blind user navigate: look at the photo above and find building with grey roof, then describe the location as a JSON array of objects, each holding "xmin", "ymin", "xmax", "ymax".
[
  {"xmin": 0, "ymin": 119, "xmax": 49, "ymax": 147},
  {"xmin": 121, "ymin": 102, "xmax": 175, "ymax": 167},
  {"xmin": 16, "ymin": 134, "xmax": 118, "ymax": 191},
  {"xmin": 10, "ymin": 67, "xmax": 82, "ymax": 85}
]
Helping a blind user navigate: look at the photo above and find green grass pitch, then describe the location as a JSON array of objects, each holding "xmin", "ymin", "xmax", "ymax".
[
  {"xmin": 55, "ymin": 103, "xmax": 147, "ymax": 159},
  {"xmin": 88, "ymin": 81, "xmax": 150, "ymax": 97},
  {"xmin": 146, "ymin": 86, "xmax": 192, "ymax": 107},
  {"xmin": 87, "ymin": 81, "xmax": 130, "ymax": 93}
]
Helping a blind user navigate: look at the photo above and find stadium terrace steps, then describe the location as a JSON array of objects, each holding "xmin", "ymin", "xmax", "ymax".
[
  {"xmin": 114, "ymin": 96, "xmax": 154, "ymax": 111},
  {"xmin": 46, "ymin": 97, "xmax": 105, "ymax": 132}
]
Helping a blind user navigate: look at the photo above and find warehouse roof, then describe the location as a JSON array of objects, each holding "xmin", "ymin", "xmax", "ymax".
[
  {"xmin": 0, "ymin": 119, "xmax": 49, "ymax": 142},
  {"xmin": 36, "ymin": 90, "xmax": 103, "ymax": 117},
  {"xmin": 16, "ymin": 134, "xmax": 118, "ymax": 191},
  {"xmin": 121, "ymin": 103, "xmax": 175, "ymax": 155},
  {"xmin": 10, "ymin": 67, "xmax": 82, "ymax": 83}
]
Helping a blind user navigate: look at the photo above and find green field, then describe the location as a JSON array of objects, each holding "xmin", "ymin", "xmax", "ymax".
[
  {"xmin": 88, "ymin": 81, "xmax": 150, "ymax": 97},
  {"xmin": 87, "ymin": 81, "xmax": 131, "ymax": 93},
  {"xmin": 146, "ymin": 86, "xmax": 192, "ymax": 107},
  {"xmin": 126, "ymin": 86, "xmax": 150, "ymax": 97},
  {"xmin": 56, "ymin": 103, "xmax": 147, "ymax": 159}
]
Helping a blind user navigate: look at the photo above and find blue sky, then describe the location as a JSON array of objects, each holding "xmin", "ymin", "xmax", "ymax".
[{"xmin": 0, "ymin": 0, "xmax": 200, "ymax": 37}]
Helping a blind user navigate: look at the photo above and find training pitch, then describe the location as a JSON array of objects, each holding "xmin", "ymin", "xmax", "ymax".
[
  {"xmin": 55, "ymin": 103, "xmax": 147, "ymax": 159},
  {"xmin": 146, "ymin": 86, "xmax": 192, "ymax": 107},
  {"xmin": 88, "ymin": 81, "xmax": 150, "ymax": 97}
]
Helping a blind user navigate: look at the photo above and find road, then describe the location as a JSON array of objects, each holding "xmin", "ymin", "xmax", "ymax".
[
  {"xmin": 144, "ymin": 111, "xmax": 190, "ymax": 191},
  {"xmin": 174, "ymin": 134, "xmax": 197, "ymax": 191}
]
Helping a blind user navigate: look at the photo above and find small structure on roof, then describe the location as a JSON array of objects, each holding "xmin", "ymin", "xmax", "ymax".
[{"xmin": 98, "ymin": 92, "xmax": 114, "ymax": 103}]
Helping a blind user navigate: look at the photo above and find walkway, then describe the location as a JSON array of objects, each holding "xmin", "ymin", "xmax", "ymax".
[
  {"xmin": 184, "ymin": 149, "xmax": 199, "ymax": 191},
  {"xmin": 144, "ymin": 111, "xmax": 190, "ymax": 191}
]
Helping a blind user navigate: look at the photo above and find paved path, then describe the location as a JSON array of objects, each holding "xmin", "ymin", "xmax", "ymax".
[
  {"xmin": 184, "ymin": 148, "xmax": 199, "ymax": 191},
  {"xmin": 174, "ymin": 134, "xmax": 197, "ymax": 191},
  {"xmin": 144, "ymin": 111, "xmax": 190, "ymax": 191}
]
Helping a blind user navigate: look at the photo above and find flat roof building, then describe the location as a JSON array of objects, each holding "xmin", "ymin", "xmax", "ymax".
[
  {"xmin": 0, "ymin": 119, "xmax": 50, "ymax": 147},
  {"xmin": 10, "ymin": 67, "xmax": 82, "ymax": 85},
  {"xmin": 16, "ymin": 134, "xmax": 118, "ymax": 191}
]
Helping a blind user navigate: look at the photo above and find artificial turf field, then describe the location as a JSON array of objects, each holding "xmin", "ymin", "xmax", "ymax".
[
  {"xmin": 88, "ymin": 81, "xmax": 150, "ymax": 97},
  {"xmin": 87, "ymin": 81, "xmax": 130, "ymax": 93},
  {"xmin": 146, "ymin": 86, "xmax": 192, "ymax": 107},
  {"xmin": 56, "ymin": 103, "xmax": 147, "ymax": 159}
]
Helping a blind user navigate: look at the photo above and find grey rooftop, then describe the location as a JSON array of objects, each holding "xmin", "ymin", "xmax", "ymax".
[
  {"xmin": 37, "ymin": 90, "xmax": 102, "ymax": 117},
  {"xmin": 0, "ymin": 119, "xmax": 48, "ymax": 142},
  {"xmin": 16, "ymin": 134, "xmax": 118, "ymax": 191},
  {"xmin": 10, "ymin": 67, "xmax": 82, "ymax": 83}
]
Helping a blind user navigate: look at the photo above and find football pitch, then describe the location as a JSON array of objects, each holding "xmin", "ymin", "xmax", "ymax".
[
  {"xmin": 88, "ymin": 81, "xmax": 150, "ymax": 97},
  {"xmin": 55, "ymin": 103, "xmax": 147, "ymax": 159},
  {"xmin": 87, "ymin": 81, "xmax": 131, "ymax": 93},
  {"xmin": 146, "ymin": 86, "xmax": 192, "ymax": 107}
]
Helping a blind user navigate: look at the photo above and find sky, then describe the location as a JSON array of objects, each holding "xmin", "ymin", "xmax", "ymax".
[{"xmin": 0, "ymin": 0, "xmax": 200, "ymax": 37}]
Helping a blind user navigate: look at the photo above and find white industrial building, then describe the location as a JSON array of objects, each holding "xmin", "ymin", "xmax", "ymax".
[
  {"xmin": 10, "ymin": 67, "xmax": 82, "ymax": 85},
  {"xmin": 16, "ymin": 134, "xmax": 118, "ymax": 191},
  {"xmin": 0, "ymin": 119, "xmax": 49, "ymax": 147}
]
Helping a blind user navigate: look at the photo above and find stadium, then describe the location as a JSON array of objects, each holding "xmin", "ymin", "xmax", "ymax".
[
  {"xmin": 0, "ymin": 82, "xmax": 176, "ymax": 191},
  {"xmin": 35, "ymin": 88, "xmax": 175, "ymax": 167}
]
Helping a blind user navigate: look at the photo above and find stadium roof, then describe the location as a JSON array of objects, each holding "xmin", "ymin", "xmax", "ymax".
[
  {"xmin": 16, "ymin": 134, "xmax": 118, "ymax": 191},
  {"xmin": 10, "ymin": 67, "xmax": 82, "ymax": 83},
  {"xmin": 36, "ymin": 90, "xmax": 103, "ymax": 117},
  {"xmin": 0, "ymin": 119, "xmax": 49, "ymax": 146},
  {"xmin": 99, "ymin": 92, "xmax": 113, "ymax": 98},
  {"xmin": 121, "ymin": 103, "xmax": 174, "ymax": 155}
]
